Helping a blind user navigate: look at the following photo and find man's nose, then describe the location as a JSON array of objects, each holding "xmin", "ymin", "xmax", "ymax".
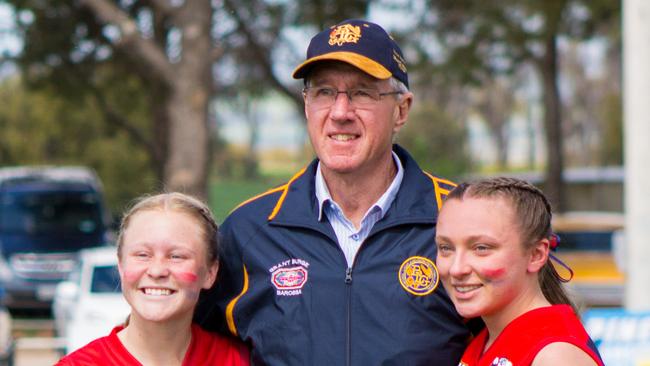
[{"xmin": 329, "ymin": 91, "xmax": 355, "ymax": 120}]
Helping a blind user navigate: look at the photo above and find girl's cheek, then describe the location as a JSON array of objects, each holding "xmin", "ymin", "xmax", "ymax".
[
  {"xmin": 172, "ymin": 268, "xmax": 202, "ymax": 301},
  {"xmin": 122, "ymin": 267, "xmax": 147, "ymax": 283},
  {"xmin": 173, "ymin": 270, "xmax": 198, "ymax": 283},
  {"xmin": 480, "ymin": 267, "xmax": 506, "ymax": 281}
]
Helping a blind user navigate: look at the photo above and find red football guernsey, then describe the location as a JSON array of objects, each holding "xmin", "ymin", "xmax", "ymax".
[
  {"xmin": 56, "ymin": 323, "xmax": 249, "ymax": 366},
  {"xmin": 458, "ymin": 304, "xmax": 603, "ymax": 366}
]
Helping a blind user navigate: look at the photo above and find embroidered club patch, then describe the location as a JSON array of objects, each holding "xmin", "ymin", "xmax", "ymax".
[
  {"xmin": 398, "ymin": 256, "xmax": 439, "ymax": 296},
  {"xmin": 272, "ymin": 266, "xmax": 307, "ymax": 290},
  {"xmin": 269, "ymin": 259, "xmax": 310, "ymax": 296}
]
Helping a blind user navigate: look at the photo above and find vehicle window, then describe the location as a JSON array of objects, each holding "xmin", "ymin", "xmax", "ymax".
[
  {"xmin": 91, "ymin": 265, "xmax": 121, "ymax": 293},
  {"xmin": 0, "ymin": 191, "xmax": 103, "ymax": 234}
]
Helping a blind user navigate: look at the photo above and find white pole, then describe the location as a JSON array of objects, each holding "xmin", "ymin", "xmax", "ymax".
[{"xmin": 623, "ymin": 0, "xmax": 650, "ymax": 310}]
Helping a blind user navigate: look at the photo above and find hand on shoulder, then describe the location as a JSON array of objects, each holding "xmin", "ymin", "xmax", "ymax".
[{"xmin": 532, "ymin": 342, "xmax": 599, "ymax": 366}]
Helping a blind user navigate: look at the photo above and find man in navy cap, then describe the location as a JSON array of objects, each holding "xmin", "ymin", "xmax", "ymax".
[{"xmin": 197, "ymin": 19, "xmax": 470, "ymax": 365}]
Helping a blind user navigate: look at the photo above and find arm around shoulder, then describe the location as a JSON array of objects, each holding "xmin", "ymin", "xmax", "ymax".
[{"xmin": 532, "ymin": 342, "xmax": 600, "ymax": 366}]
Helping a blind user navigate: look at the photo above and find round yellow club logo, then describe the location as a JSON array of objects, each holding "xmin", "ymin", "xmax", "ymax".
[{"xmin": 398, "ymin": 256, "xmax": 439, "ymax": 296}]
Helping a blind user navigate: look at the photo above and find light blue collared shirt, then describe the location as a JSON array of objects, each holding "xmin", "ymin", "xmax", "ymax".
[{"xmin": 315, "ymin": 152, "xmax": 404, "ymax": 267}]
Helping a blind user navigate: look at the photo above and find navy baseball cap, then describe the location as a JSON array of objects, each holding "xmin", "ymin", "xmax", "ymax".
[{"xmin": 292, "ymin": 19, "xmax": 409, "ymax": 88}]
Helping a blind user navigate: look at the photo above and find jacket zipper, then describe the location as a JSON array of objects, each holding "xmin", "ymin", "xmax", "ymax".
[{"xmin": 345, "ymin": 266, "xmax": 353, "ymax": 366}]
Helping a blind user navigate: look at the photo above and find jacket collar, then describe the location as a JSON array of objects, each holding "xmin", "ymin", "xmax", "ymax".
[{"xmin": 269, "ymin": 145, "xmax": 440, "ymax": 232}]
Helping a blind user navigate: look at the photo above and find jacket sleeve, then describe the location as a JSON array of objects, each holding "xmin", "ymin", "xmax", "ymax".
[{"xmin": 194, "ymin": 216, "xmax": 246, "ymax": 336}]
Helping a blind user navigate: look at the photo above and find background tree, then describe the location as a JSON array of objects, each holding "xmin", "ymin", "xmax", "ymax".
[
  {"xmin": 5, "ymin": 0, "xmax": 215, "ymax": 198},
  {"xmin": 407, "ymin": 0, "xmax": 620, "ymax": 211},
  {"xmin": 472, "ymin": 75, "xmax": 517, "ymax": 170},
  {"xmin": 396, "ymin": 103, "xmax": 472, "ymax": 179},
  {"xmin": 3, "ymin": 0, "xmax": 374, "ymax": 200},
  {"xmin": 0, "ymin": 75, "xmax": 156, "ymax": 213},
  {"xmin": 2, "ymin": 1, "xmax": 620, "ymax": 214}
]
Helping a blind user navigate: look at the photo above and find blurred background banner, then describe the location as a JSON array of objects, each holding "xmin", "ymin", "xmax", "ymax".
[{"xmin": 583, "ymin": 308, "xmax": 650, "ymax": 366}]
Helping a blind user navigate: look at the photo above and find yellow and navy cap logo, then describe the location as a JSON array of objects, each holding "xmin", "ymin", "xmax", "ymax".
[
  {"xmin": 398, "ymin": 256, "xmax": 439, "ymax": 296},
  {"xmin": 292, "ymin": 19, "xmax": 409, "ymax": 88},
  {"xmin": 328, "ymin": 23, "xmax": 362, "ymax": 46}
]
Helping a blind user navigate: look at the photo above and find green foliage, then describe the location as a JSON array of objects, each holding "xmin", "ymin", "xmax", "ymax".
[
  {"xmin": 0, "ymin": 76, "xmax": 157, "ymax": 215},
  {"xmin": 403, "ymin": 1, "xmax": 620, "ymax": 84},
  {"xmin": 396, "ymin": 104, "xmax": 472, "ymax": 180},
  {"xmin": 2, "ymin": 0, "xmax": 622, "ymax": 210},
  {"xmin": 291, "ymin": 0, "xmax": 369, "ymax": 28}
]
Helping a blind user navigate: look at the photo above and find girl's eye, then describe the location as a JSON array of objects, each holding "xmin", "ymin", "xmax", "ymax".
[
  {"xmin": 132, "ymin": 252, "xmax": 150, "ymax": 260},
  {"xmin": 436, "ymin": 243, "xmax": 453, "ymax": 254},
  {"xmin": 170, "ymin": 253, "xmax": 188, "ymax": 261},
  {"xmin": 474, "ymin": 244, "xmax": 491, "ymax": 253}
]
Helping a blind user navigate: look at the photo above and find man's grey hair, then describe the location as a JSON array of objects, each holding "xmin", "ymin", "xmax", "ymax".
[{"xmin": 389, "ymin": 77, "xmax": 409, "ymax": 94}]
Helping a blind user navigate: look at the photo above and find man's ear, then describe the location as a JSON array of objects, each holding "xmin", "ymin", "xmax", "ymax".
[
  {"xmin": 528, "ymin": 238, "xmax": 550, "ymax": 273},
  {"xmin": 393, "ymin": 92, "xmax": 413, "ymax": 134}
]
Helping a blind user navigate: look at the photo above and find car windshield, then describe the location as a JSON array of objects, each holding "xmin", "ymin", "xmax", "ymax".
[
  {"xmin": 0, "ymin": 190, "xmax": 103, "ymax": 234},
  {"xmin": 91, "ymin": 265, "xmax": 121, "ymax": 293}
]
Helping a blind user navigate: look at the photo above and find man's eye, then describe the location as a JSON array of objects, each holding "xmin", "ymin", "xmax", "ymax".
[
  {"xmin": 315, "ymin": 87, "xmax": 335, "ymax": 97},
  {"xmin": 351, "ymin": 89, "xmax": 374, "ymax": 99}
]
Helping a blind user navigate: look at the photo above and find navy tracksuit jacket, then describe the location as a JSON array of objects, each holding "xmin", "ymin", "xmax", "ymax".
[{"xmin": 196, "ymin": 145, "xmax": 471, "ymax": 365}]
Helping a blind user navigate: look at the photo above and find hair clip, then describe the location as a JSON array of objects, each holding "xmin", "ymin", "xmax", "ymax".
[
  {"xmin": 546, "ymin": 233, "xmax": 573, "ymax": 282},
  {"xmin": 549, "ymin": 233, "xmax": 560, "ymax": 251}
]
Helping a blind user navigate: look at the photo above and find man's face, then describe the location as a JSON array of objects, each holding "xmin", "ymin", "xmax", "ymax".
[{"xmin": 304, "ymin": 63, "xmax": 412, "ymax": 177}]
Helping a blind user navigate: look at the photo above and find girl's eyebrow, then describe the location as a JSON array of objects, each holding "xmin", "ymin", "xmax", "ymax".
[{"xmin": 435, "ymin": 234, "xmax": 500, "ymax": 244}]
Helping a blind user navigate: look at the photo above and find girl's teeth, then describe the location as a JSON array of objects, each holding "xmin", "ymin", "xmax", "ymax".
[
  {"xmin": 143, "ymin": 288, "xmax": 172, "ymax": 296},
  {"xmin": 455, "ymin": 285, "xmax": 481, "ymax": 293}
]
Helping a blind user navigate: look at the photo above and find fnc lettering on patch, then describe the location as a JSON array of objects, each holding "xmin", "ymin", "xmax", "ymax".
[
  {"xmin": 328, "ymin": 23, "xmax": 362, "ymax": 46},
  {"xmin": 398, "ymin": 256, "xmax": 439, "ymax": 296},
  {"xmin": 269, "ymin": 258, "xmax": 310, "ymax": 296}
]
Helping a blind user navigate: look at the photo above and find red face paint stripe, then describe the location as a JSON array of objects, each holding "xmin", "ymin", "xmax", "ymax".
[
  {"xmin": 174, "ymin": 271, "xmax": 198, "ymax": 283},
  {"xmin": 482, "ymin": 267, "xmax": 506, "ymax": 279}
]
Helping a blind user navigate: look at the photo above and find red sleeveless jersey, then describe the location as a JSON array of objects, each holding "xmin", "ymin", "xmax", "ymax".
[
  {"xmin": 458, "ymin": 305, "xmax": 603, "ymax": 366},
  {"xmin": 56, "ymin": 323, "xmax": 249, "ymax": 366}
]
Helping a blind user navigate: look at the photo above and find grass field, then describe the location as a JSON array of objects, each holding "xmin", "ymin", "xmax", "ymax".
[{"xmin": 209, "ymin": 177, "xmax": 290, "ymax": 223}]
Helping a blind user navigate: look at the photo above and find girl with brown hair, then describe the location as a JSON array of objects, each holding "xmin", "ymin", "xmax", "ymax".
[{"xmin": 435, "ymin": 177, "xmax": 603, "ymax": 366}]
